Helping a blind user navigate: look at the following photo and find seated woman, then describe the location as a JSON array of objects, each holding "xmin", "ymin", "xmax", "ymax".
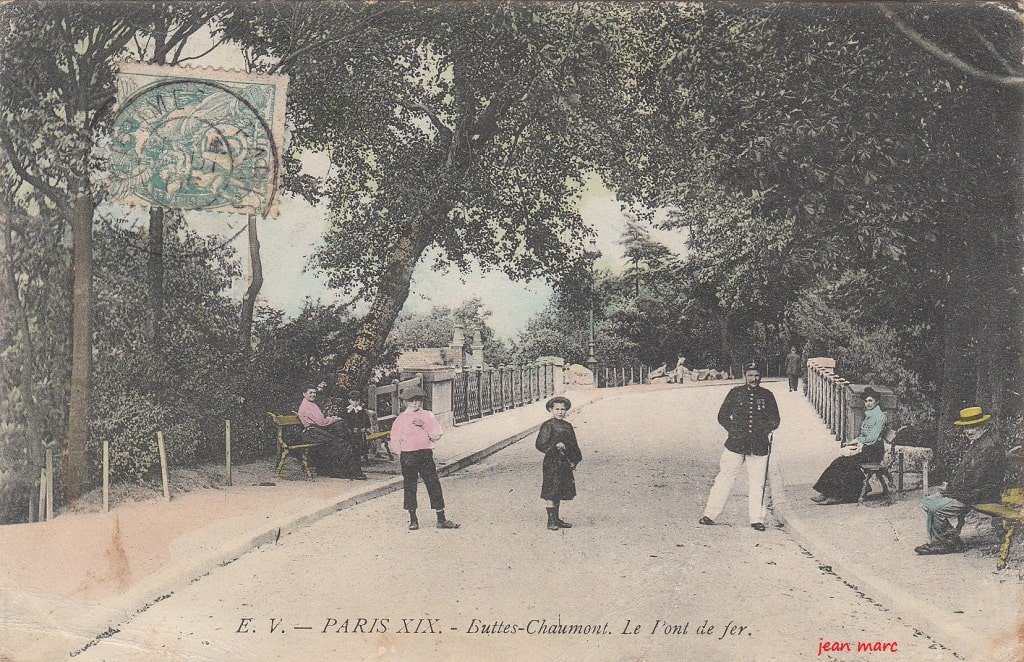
[{"xmin": 811, "ymin": 387, "xmax": 886, "ymax": 505}]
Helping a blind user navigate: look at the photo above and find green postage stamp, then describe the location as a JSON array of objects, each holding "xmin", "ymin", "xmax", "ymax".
[{"xmin": 109, "ymin": 63, "xmax": 288, "ymax": 218}]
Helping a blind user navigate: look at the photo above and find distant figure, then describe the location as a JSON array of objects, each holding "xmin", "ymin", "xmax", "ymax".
[
  {"xmin": 673, "ymin": 355, "xmax": 689, "ymax": 383},
  {"xmin": 297, "ymin": 385, "xmax": 367, "ymax": 480},
  {"xmin": 389, "ymin": 387, "xmax": 459, "ymax": 531},
  {"xmin": 785, "ymin": 347, "xmax": 802, "ymax": 392},
  {"xmin": 915, "ymin": 406, "xmax": 1004, "ymax": 555},
  {"xmin": 810, "ymin": 388, "xmax": 886, "ymax": 504},
  {"xmin": 700, "ymin": 364, "xmax": 780, "ymax": 531},
  {"xmin": 536, "ymin": 396, "xmax": 583, "ymax": 531}
]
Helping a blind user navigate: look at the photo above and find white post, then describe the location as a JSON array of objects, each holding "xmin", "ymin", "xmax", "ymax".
[
  {"xmin": 37, "ymin": 468, "xmax": 45, "ymax": 521},
  {"xmin": 157, "ymin": 431, "xmax": 170, "ymax": 501},
  {"xmin": 45, "ymin": 448, "xmax": 53, "ymax": 521},
  {"xmin": 225, "ymin": 419, "xmax": 232, "ymax": 486},
  {"xmin": 102, "ymin": 438, "xmax": 109, "ymax": 513}
]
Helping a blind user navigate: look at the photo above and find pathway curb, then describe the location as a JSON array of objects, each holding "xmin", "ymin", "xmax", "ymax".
[{"xmin": 769, "ymin": 467, "xmax": 993, "ymax": 659}]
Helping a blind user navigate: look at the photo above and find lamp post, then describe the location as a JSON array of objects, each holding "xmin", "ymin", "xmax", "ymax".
[{"xmin": 585, "ymin": 237, "xmax": 599, "ymax": 381}]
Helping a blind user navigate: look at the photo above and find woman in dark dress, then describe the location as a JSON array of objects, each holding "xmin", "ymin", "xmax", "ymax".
[
  {"xmin": 536, "ymin": 396, "xmax": 583, "ymax": 530},
  {"xmin": 811, "ymin": 388, "xmax": 887, "ymax": 504}
]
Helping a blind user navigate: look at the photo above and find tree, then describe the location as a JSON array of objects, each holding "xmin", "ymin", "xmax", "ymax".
[
  {"xmin": 389, "ymin": 298, "xmax": 512, "ymax": 366},
  {"xmin": 228, "ymin": 2, "xmax": 638, "ymax": 391},
  {"xmin": 0, "ymin": 2, "xmax": 233, "ymax": 502}
]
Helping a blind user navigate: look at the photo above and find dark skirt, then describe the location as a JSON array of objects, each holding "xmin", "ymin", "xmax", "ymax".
[
  {"xmin": 812, "ymin": 442, "xmax": 884, "ymax": 502},
  {"xmin": 540, "ymin": 452, "xmax": 576, "ymax": 501}
]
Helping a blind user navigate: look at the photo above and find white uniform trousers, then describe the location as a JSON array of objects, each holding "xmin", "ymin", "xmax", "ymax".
[{"xmin": 703, "ymin": 448, "xmax": 768, "ymax": 524}]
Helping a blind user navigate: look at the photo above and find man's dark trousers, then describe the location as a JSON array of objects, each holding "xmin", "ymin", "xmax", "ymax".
[
  {"xmin": 400, "ymin": 449, "xmax": 445, "ymax": 510},
  {"xmin": 788, "ymin": 374, "xmax": 799, "ymax": 391}
]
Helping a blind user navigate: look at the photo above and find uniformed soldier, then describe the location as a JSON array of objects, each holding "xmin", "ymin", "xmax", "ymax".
[{"xmin": 699, "ymin": 363, "xmax": 780, "ymax": 531}]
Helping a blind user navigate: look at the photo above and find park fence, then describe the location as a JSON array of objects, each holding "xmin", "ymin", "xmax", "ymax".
[
  {"xmin": 597, "ymin": 364, "xmax": 650, "ymax": 388},
  {"xmin": 451, "ymin": 363, "xmax": 558, "ymax": 424}
]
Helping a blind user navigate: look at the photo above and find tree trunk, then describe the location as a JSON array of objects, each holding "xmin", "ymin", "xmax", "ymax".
[
  {"xmin": 336, "ymin": 218, "xmax": 433, "ymax": 392},
  {"xmin": 147, "ymin": 207, "xmax": 165, "ymax": 350},
  {"xmin": 63, "ymin": 193, "xmax": 95, "ymax": 503},
  {"xmin": 1, "ymin": 205, "xmax": 46, "ymax": 520},
  {"xmin": 239, "ymin": 213, "xmax": 263, "ymax": 355}
]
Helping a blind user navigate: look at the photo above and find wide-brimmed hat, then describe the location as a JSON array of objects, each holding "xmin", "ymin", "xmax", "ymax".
[
  {"xmin": 953, "ymin": 406, "xmax": 991, "ymax": 427},
  {"xmin": 400, "ymin": 386, "xmax": 427, "ymax": 401},
  {"xmin": 862, "ymin": 387, "xmax": 881, "ymax": 401},
  {"xmin": 546, "ymin": 396, "xmax": 571, "ymax": 411}
]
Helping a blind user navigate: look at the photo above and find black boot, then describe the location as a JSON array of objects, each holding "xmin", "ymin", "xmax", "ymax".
[
  {"xmin": 553, "ymin": 502, "xmax": 572, "ymax": 528},
  {"xmin": 408, "ymin": 510, "xmax": 419, "ymax": 531},
  {"xmin": 546, "ymin": 507, "xmax": 559, "ymax": 530},
  {"xmin": 436, "ymin": 509, "xmax": 460, "ymax": 529}
]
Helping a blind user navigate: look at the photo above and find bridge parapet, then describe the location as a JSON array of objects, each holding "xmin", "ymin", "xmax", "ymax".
[{"xmin": 805, "ymin": 358, "xmax": 897, "ymax": 443}]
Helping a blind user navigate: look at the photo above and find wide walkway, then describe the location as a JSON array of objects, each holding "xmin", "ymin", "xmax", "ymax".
[{"xmin": 0, "ymin": 381, "xmax": 1018, "ymax": 661}]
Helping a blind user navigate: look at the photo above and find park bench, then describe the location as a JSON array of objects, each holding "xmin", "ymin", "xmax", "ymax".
[
  {"xmin": 267, "ymin": 411, "xmax": 393, "ymax": 480},
  {"xmin": 956, "ymin": 487, "xmax": 1023, "ymax": 570},
  {"xmin": 859, "ymin": 426, "xmax": 933, "ymax": 504},
  {"xmin": 267, "ymin": 412, "xmax": 318, "ymax": 480}
]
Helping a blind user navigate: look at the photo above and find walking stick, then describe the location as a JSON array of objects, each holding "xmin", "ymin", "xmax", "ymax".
[{"xmin": 760, "ymin": 432, "xmax": 774, "ymax": 512}]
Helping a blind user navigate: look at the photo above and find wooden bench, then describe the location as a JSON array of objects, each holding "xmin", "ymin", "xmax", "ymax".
[
  {"xmin": 267, "ymin": 412, "xmax": 393, "ymax": 480},
  {"xmin": 969, "ymin": 487, "xmax": 1023, "ymax": 570},
  {"xmin": 267, "ymin": 412, "xmax": 319, "ymax": 480}
]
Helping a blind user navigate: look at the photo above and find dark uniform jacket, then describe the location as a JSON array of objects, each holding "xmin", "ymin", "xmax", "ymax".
[
  {"xmin": 717, "ymin": 384, "xmax": 780, "ymax": 456},
  {"xmin": 946, "ymin": 430, "xmax": 1004, "ymax": 505}
]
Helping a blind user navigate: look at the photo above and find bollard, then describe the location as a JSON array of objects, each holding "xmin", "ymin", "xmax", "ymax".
[
  {"xmin": 225, "ymin": 419, "xmax": 232, "ymax": 486},
  {"xmin": 157, "ymin": 431, "xmax": 170, "ymax": 501},
  {"xmin": 103, "ymin": 438, "xmax": 110, "ymax": 513},
  {"xmin": 45, "ymin": 448, "xmax": 53, "ymax": 521},
  {"xmin": 38, "ymin": 468, "xmax": 45, "ymax": 521}
]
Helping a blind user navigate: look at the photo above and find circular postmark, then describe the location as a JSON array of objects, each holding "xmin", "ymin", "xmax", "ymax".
[{"xmin": 109, "ymin": 79, "xmax": 279, "ymax": 214}]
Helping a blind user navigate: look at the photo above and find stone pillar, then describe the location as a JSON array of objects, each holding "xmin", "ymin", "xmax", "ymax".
[
  {"xmin": 401, "ymin": 367, "xmax": 456, "ymax": 428},
  {"xmin": 471, "ymin": 328, "xmax": 484, "ymax": 369},
  {"xmin": 845, "ymin": 384, "xmax": 897, "ymax": 444},
  {"xmin": 450, "ymin": 324, "xmax": 466, "ymax": 368}
]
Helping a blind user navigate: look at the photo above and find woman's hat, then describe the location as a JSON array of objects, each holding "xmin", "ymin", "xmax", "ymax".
[
  {"xmin": 953, "ymin": 406, "xmax": 991, "ymax": 427},
  {"xmin": 862, "ymin": 387, "xmax": 881, "ymax": 401},
  {"xmin": 546, "ymin": 396, "xmax": 571, "ymax": 411},
  {"xmin": 400, "ymin": 386, "xmax": 427, "ymax": 401}
]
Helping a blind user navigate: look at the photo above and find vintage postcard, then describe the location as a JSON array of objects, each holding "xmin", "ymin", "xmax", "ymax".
[{"xmin": 0, "ymin": 2, "xmax": 1020, "ymax": 661}]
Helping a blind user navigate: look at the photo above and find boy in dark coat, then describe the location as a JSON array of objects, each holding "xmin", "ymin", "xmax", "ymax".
[{"xmin": 536, "ymin": 396, "xmax": 583, "ymax": 530}]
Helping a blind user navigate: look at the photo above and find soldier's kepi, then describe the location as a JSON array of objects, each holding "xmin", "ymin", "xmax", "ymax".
[{"xmin": 699, "ymin": 363, "xmax": 780, "ymax": 531}]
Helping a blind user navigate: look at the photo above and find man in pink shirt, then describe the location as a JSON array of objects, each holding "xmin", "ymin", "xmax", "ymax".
[
  {"xmin": 298, "ymin": 385, "xmax": 366, "ymax": 480},
  {"xmin": 389, "ymin": 387, "xmax": 459, "ymax": 530}
]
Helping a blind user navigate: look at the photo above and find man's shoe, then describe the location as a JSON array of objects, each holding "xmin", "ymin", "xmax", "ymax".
[
  {"xmin": 699, "ymin": 516, "xmax": 715, "ymax": 525},
  {"xmin": 915, "ymin": 542, "xmax": 956, "ymax": 555},
  {"xmin": 751, "ymin": 523, "xmax": 766, "ymax": 531},
  {"xmin": 437, "ymin": 519, "xmax": 460, "ymax": 529},
  {"xmin": 408, "ymin": 521, "xmax": 419, "ymax": 531},
  {"xmin": 816, "ymin": 497, "xmax": 844, "ymax": 506},
  {"xmin": 555, "ymin": 519, "xmax": 572, "ymax": 529},
  {"xmin": 810, "ymin": 494, "xmax": 829, "ymax": 503}
]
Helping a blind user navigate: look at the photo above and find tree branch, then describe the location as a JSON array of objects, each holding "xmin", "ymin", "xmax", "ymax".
[
  {"xmin": 971, "ymin": 25, "xmax": 1022, "ymax": 76},
  {"xmin": 880, "ymin": 4, "xmax": 1024, "ymax": 87},
  {"xmin": 399, "ymin": 99, "xmax": 453, "ymax": 141},
  {"xmin": 173, "ymin": 35, "xmax": 228, "ymax": 64},
  {"xmin": 0, "ymin": 128, "xmax": 69, "ymax": 214}
]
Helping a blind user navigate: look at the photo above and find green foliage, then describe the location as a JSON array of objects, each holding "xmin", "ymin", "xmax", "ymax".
[{"xmin": 389, "ymin": 297, "xmax": 512, "ymax": 366}]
